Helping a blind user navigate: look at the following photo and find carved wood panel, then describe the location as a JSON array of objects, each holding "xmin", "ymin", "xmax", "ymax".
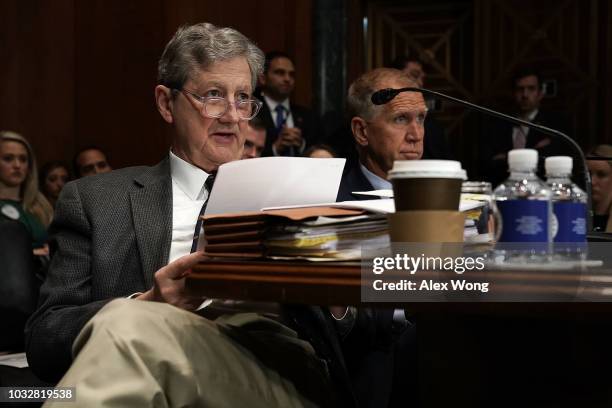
[{"xmin": 364, "ymin": 0, "xmax": 608, "ymax": 176}]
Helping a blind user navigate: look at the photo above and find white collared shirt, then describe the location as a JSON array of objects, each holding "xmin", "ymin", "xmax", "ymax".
[
  {"xmin": 262, "ymin": 93, "xmax": 306, "ymax": 156},
  {"xmin": 360, "ymin": 163, "xmax": 392, "ymax": 191},
  {"xmin": 163, "ymin": 151, "xmax": 354, "ymax": 326},
  {"xmin": 262, "ymin": 94, "xmax": 294, "ymax": 128},
  {"xmin": 168, "ymin": 151, "xmax": 211, "ymax": 263},
  {"xmin": 512, "ymin": 109, "xmax": 538, "ymax": 149}
]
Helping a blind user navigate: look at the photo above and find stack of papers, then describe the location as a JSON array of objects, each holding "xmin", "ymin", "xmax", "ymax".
[
  {"xmin": 197, "ymin": 158, "xmax": 492, "ymax": 261},
  {"xmin": 264, "ymin": 196, "xmax": 485, "ymax": 214},
  {"xmin": 202, "ymin": 207, "xmax": 387, "ymax": 261},
  {"xmin": 266, "ymin": 214, "xmax": 389, "ymax": 261}
]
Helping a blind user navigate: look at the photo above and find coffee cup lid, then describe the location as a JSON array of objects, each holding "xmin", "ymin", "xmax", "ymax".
[{"xmin": 388, "ymin": 160, "xmax": 467, "ymax": 180}]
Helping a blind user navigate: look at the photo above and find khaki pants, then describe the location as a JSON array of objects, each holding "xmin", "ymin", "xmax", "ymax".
[{"xmin": 45, "ymin": 299, "xmax": 333, "ymax": 407}]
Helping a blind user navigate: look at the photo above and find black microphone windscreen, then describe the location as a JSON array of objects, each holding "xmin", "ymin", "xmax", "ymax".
[{"xmin": 371, "ymin": 89, "xmax": 397, "ymax": 105}]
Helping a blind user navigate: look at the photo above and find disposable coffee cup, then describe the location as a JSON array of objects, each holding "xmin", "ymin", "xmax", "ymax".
[{"xmin": 388, "ymin": 160, "xmax": 467, "ymax": 211}]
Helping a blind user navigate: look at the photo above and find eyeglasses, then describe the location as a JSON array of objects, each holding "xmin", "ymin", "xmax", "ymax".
[{"xmin": 176, "ymin": 89, "xmax": 263, "ymax": 120}]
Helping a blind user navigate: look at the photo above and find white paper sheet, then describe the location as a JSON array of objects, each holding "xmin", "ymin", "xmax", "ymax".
[
  {"xmin": 352, "ymin": 189, "xmax": 394, "ymax": 198},
  {"xmin": 205, "ymin": 157, "xmax": 346, "ymax": 215},
  {"xmin": 263, "ymin": 198, "xmax": 484, "ymax": 214},
  {"xmin": 0, "ymin": 352, "xmax": 28, "ymax": 368}
]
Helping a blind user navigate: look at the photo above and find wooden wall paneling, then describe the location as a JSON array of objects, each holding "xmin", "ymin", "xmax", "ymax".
[
  {"xmin": 602, "ymin": 0, "xmax": 612, "ymax": 144},
  {"xmin": 0, "ymin": 0, "xmax": 75, "ymax": 168},
  {"xmin": 286, "ymin": 0, "xmax": 313, "ymax": 107},
  {"xmin": 345, "ymin": 0, "xmax": 363, "ymax": 85},
  {"xmin": 7, "ymin": 0, "xmax": 28, "ymax": 141},
  {"xmin": 365, "ymin": 3, "xmax": 374, "ymax": 72},
  {"xmin": 479, "ymin": 0, "xmax": 600, "ymax": 143},
  {"xmin": 588, "ymin": 0, "xmax": 599, "ymax": 148},
  {"xmin": 248, "ymin": 0, "xmax": 287, "ymax": 52},
  {"xmin": 35, "ymin": 0, "xmax": 76, "ymax": 167},
  {"xmin": 74, "ymin": 0, "xmax": 166, "ymax": 168},
  {"xmin": 0, "ymin": 0, "xmax": 26, "ymax": 139},
  {"xmin": 1, "ymin": 1, "xmax": 314, "ymax": 168},
  {"xmin": 344, "ymin": 0, "xmax": 611, "ymax": 163},
  {"xmin": 161, "ymin": 0, "xmax": 312, "ymax": 107}
]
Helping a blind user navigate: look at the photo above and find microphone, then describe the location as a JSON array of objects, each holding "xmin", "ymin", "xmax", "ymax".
[{"xmin": 371, "ymin": 86, "xmax": 594, "ymax": 232}]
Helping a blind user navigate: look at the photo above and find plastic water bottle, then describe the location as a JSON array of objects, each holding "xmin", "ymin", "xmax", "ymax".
[
  {"xmin": 545, "ymin": 156, "xmax": 587, "ymax": 262},
  {"xmin": 492, "ymin": 149, "xmax": 552, "ymax": 262}
]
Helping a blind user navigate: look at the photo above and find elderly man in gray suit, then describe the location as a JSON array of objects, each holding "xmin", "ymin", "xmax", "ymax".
[{"xmin": 25, "ymin": 23, "xmax": 378, "ymax": 408}]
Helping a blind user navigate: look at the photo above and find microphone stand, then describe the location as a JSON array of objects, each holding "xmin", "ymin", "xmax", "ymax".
[{"xmin": 371, "ymin": 87, "xmax": 593, "ymax": 232}]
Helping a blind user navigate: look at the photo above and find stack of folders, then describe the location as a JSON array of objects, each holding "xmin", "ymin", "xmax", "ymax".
[{"xmin": 202, "ymin": 206, "xmax": 389, "ymax": 262}]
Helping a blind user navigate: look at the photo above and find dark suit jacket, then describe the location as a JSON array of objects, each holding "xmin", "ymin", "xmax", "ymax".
[
  {"xmin": 481, "ymin": 109, "xmax": 573, "ymax": 186},
  {"xmin": 336, "ymin": 163, "xmax": 375, "ymax": 202},
  {"xmin": 256, "ymin": 97, "xmax": 319, "ymax": 157},
  {"xmin": 25, "ymin": 159, "xmax": 174, "ymax": 382},
  {"xmin": 24, "ymin": 157, "xmax": 382, "ymax": 407},
  {"xmin": 337, "ymin": 162, "xmax": 410, "ymax": 408}
]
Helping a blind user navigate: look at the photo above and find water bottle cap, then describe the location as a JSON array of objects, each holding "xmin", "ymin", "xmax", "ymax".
[
  {"xmin": 508, "ymin": 149, "xmax": 538, "ymax": 171},
  {"xmin": 545, "ymin": 156, "xmax": 573, "ymax": 175}
]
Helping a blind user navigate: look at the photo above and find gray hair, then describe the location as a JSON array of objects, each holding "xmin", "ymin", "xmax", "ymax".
[
  {"xmin": 347, "ymin": 68, "xmax": 417, "ymax": 120},
  {"xmin": 158, "ymin": 23, "xmax": 264, "ymax": 91}
]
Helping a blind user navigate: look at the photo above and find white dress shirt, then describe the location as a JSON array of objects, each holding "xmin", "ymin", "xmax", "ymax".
[
  {"xmin": 126, "ymin": 151, "xmax": 210, "ymax": 300},
  {"xmin": 263, "ymin": 94, "xmax": 294, "ymax": 128},
  {"xmin": 139, "ymin": 151, "xmax": 354, "ymax": 327},
  {"xmin": 262, "ymin": 94, "xmax": 307, "ymax": 156},
  {"xmin": 168, "ymin": 151, "xmax": 211, "ymax": 263},
  {"xmin": 512, "ymin": 109, "xmax": 538, "ymax": 149},
  {"xmin": 360, "ymin": 163, "xmax": 392, "ymax": 191}
]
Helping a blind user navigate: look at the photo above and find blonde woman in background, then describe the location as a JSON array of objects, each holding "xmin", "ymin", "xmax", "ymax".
[
  {"xmin": 0, "ymin": 131, "xmax": 53, "ymax": 254},
  {"xmin": 587, "ymin": 144, "xmax": 612, "ymax": 232}
]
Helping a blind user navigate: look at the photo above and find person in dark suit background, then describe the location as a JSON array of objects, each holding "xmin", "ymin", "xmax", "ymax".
[
  {"xmin": 481, "ymin": 66, "xmax": 571, "ymax": 186},
  {"xmin": 336, "ymin": 67, "xmax": 424, "ymax": 408},
  {"xmin": 337, "ymin": 68, "xmax": 427, "ymax": 202},
  {"xmin": 255, "ymin": 51, "xmax": 318, "ymax": 156},
  {"xmin": 389, "ymin": 54, "xmax": 453, "ymax": 161}
]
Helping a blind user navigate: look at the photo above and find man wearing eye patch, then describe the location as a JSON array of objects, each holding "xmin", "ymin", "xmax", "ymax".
[{"xmin": 337, "ymin": 68, "xmax": 427, "ymax": 201}]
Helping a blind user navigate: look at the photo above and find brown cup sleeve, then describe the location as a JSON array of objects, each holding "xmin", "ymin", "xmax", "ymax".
[{"xmin": 387, "ymin": 211, "xmax": 466, "ymax": 243}]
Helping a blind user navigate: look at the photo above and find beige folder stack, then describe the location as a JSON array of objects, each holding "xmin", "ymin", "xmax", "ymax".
[{"xmin": 202, "ymin": 207, "xmax": 389, "ymax": 261}]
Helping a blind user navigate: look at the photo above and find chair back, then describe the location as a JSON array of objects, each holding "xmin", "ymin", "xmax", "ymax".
[{"xmin": 0, "ymin": 219, "xmax": 38, "ymax": 350}]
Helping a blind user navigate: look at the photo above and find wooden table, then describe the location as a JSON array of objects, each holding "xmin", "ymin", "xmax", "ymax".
[
  {"xmin": 188, "ymin": 259, "xmax": 612, "ymax": 314},
  {"xmin": 188, "ymin": 259, "xmax": 612, "ymax": 407}
]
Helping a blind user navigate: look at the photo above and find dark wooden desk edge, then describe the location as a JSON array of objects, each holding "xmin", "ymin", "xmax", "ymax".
[{"xmin": 188, "ymin": 260, "xmax": 612, "ymax": 317}]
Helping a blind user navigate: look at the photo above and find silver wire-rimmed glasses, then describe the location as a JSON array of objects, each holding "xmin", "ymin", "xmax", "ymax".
[{"xmin": 176, "ymin": 89, "xmax": 262, "ymax": 120}]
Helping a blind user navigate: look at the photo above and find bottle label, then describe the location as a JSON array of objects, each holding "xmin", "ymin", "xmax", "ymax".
[
  {"xmin": 553, "ymin": 202, "xmax": 586, "ymax": 242},
  {"xmin": 497, "ymin": 200, "xmax": 549, "ymax": 242}
]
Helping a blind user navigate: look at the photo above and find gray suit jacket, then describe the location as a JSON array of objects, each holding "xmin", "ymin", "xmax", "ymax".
[
  {"xmin": 25, "ymin": 158, "xmax": 173, "ymax": 382},
  {"xmin": 25, "ymin": 157, "xmax": 367, "ymax": 407}
]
